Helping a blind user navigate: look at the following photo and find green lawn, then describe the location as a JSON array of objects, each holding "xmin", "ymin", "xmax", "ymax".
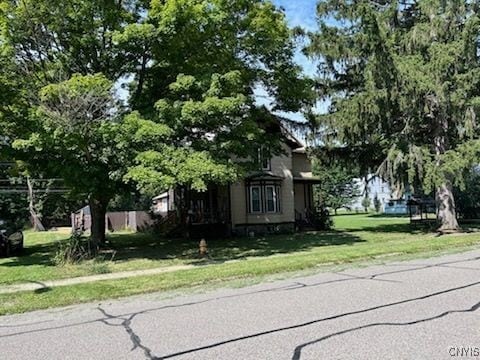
[{"xmin": 0, "ymin": 213, "xmax": 479, "ymax": 315}]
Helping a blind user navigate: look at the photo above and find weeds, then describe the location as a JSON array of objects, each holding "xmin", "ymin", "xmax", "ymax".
[{"xmin": 53, "ymin": 232, "xmax": 95, "ymax": 265}]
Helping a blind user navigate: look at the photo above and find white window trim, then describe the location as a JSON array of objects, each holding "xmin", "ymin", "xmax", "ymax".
[
  {"xmin": 262, "ymin": 157, "xmax": 271, "ymax": 171},
  {"xmin": 250, "ymin": 185, "xmax": 262, "ymax": 213},
  {"xmin": 258, "ymin": 147, "xmax": 271, "ymax": 171},
  {"xmin": 265, "ymin": 185, "xmax": 277, "ymax": 213}
]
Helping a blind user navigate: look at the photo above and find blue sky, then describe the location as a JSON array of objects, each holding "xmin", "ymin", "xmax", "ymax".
[
  {"xmin": 256, "ymin": 0, "xmax": 321, "ymax": 122},
  {"xmin": 273, "ymin": 0, "xmax": 319, "ymax": 77},
  {"xmin": 273, "ymin": 0, "xmax": 318, "ymax": 31}
]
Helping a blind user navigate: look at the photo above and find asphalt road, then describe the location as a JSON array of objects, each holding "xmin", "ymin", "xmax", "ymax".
[{"xmin": 1, "ymin": 249, "xmax": 479, "ymax": 360}]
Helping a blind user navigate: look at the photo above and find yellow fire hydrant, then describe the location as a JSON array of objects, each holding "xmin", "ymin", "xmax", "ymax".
[{"xmin": 199, "ymin": 238, "xmax": 208, "ymax": 258}]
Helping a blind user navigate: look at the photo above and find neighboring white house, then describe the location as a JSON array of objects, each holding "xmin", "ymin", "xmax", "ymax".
[
  {"xmin": 351, "ymin": 175, "xmax": 392, "ymax": 212},
  {"xmin": 351, "ymin": 175, "xmax": 410, "ymax": 214}
]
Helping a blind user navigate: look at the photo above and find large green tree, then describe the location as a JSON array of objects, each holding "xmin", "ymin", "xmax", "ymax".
[
  {"xmin": 1, "ymin": 0, "xmax": 146, "ymax": 245},
  {"xmin": 13, "ymin": 74, "xmax": 133, "ymax": 246},
  {"xmin": 2, "ymin": 0, "xmax": 311, "ymax": 244},
  {"xmin": 307, "ymin": 0, "xmax": 480, "ymax": 231},
  {"xmin": 116, "ymin": 0, "xmax": 313, "ymax": 200}
]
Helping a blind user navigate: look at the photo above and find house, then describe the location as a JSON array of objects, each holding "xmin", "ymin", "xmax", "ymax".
[
  {"xmin": 351, "ymin": 175, "xmax": 392, "ymax": 212},
  {"xmin": 154, "ymin": 122, "xmax": 322, "ymax": 237},
  {"xmin": 352, "ymin": 174, "xmax": 411, "ymax": 214}
]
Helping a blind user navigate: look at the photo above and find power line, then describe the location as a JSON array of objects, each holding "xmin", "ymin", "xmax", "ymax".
[{"xmin": 0, "ymin": 189, "xmax": 68, "ymax": 194}]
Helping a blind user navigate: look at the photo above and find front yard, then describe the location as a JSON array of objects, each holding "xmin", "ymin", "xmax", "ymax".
[{"xmin": 0, "ymin": 213, "xmax": 479, "ymax": 315}]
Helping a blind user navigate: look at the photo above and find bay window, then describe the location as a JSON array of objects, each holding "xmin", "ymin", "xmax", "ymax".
[
  {"xmin": 250, "ymin": 186, "xmax": 262, "ymax": 213},
  {"xmin": 247, "ymin": 182, "xmax": 281, "ymax": 214}
]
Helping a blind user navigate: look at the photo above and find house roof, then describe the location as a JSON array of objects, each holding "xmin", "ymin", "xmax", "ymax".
[
  {"xmin": 277, "ymin": 120, "xmax": 305, "ymax": 151},
  {"xmin": 259, "ymin": 112, "xmax": 305, "ymax": 151},
  {"xmin": 246, "ymin": 172, "xmax": 284, "ymax": 181},
  {"xmin": 293, "ymin": 172, "xmax": 322, "ymax": 184},
  {"xmin": 152, "ymin": 192, "xmax": 169, "ymax": 201},
  {"xmin": 74, "ymin": 205, "xmax": 90, "ymax": 215},
  {"xmin": 292, "ymin": 147, "xmax": 307, "ymax": 154}
]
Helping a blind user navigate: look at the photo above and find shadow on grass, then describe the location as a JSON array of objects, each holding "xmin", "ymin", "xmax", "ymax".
[
  {"xmin": 342, "ymin": 223, "xmax": 433, "ymax": 234},
  {"xmin": 0, "ymin": 242, "xmax": 59, "ymax": 268},
  {"xmin": 367, "ymin": 213, "xmax": 410, "ymax": 218},
  {"xmin": 9, "ymin": 212, "xmax": 470, "ymax": 269},
  {"xmin": 106, "ymin": 230, "xmax": 366, "ymax": 264},
  {"xmin": 0, "ymin": 230, "xmax": 365, "ymax": 269},
  {"xmin": 332, "ymin": 212, "xmax": 409, "ymax": 218}
]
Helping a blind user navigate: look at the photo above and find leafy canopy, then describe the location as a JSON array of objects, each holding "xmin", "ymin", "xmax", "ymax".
[{"xmin": 117, "ymin": 0, "xmax": 313, "ymax": 194}]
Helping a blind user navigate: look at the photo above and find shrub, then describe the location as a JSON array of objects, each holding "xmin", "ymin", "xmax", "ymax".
[
  {"xmin": 373, "ymin": 195, "xmax": 381, "ymax": 213},
  {"xmin": 313, "ymin": 206, "xmax": 333, "ymax": 230},
  {"xmin": 361, "ymin": 196, "xmax": 371, "ymax": 212},
  {"xmin": 53, "ymin": 232, "xmax": 95, "ymax": 265}
]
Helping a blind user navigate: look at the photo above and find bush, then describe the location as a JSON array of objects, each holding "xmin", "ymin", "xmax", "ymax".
[
  {"xmin": 53, "ymin": 232, "xmax": 96, "ymax": 265},
  {"xmin": 373, "ymin": 195, "xmax": 381, "ymax": 213},
  {"xmin": 313, "ymin": 206, "xmax": 333, "ymax": 230},
  {"xmin": 361, "ymin": 196, "xmax": 371, "ymax": 212}
]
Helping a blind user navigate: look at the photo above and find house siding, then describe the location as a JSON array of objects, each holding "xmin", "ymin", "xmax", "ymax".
[
  {"xmin": 230, "ymin": 143, "xmax": 296, "ymax": 235},
  {"xmin": 292, "ymin": 152, "xmax": 312, "ymax": 175},
  {"xmin": 294, "ymin": 183, "xmax": 306, "ymax": 214}
]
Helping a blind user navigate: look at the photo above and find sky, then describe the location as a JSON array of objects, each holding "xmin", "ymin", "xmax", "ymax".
[
  {"xmin": 256, "ymin": 0, "xmax": 321, "ymax": 123},
  {"xmin": 272, "ymin": 0, "xmax": 319, "ymax": 77}
]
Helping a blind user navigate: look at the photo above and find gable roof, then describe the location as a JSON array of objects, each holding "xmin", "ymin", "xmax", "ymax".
[{"xmin": 260, "ymin": 113, "xmax": 305, "ymax": 151}]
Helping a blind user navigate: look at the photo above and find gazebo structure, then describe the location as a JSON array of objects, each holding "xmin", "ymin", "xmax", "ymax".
[{"xmin": 407, "ymin": 196, "xmax": 437, "ymax": 228}]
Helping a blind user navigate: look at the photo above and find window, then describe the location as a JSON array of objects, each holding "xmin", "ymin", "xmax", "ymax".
[
  {"xmin": 247, "ymin": 183, "xmax": 281, "ymax": 214},
  {"xmin": 265, "ymin": 185, "xmax": 277, "ymax": 213},
  {"xmin": 250, "ymin": 186, "xmax": 262, "ymax": 213},
  {"xmin": 258, "ymin": 147, "xmax": 271, "ymax": 171},
  {"xmin": 262, "ymin": 157, "xmax": 271, "ymax": 171}
]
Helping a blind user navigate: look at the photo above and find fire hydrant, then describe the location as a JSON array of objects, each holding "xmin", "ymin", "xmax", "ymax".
[{"xmin": 199, "ymin": 238, "xmax": 208, "ymax": 258}]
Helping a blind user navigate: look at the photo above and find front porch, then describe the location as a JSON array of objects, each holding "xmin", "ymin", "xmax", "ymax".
[
  {"xmin": 180, "ymin": 185, "xmax": 232, "ymax": 238},
  {"xmin": 294, "ymin": 177, "xmax": 323, "ymax": 230}
]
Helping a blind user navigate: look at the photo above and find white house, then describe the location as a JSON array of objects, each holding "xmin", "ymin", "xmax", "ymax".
[{"xmin": 351, "ymin": 175, "xmax": 411, "ymax": 214}]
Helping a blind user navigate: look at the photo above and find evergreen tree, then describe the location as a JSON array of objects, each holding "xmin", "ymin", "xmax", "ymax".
[
  {"xmin": 307, "ymin": 0, "xmax": 480, "ymax": 231},
  {"xmin": 454, "ymin": 167, "xmax": 480, "ymax": 219}
]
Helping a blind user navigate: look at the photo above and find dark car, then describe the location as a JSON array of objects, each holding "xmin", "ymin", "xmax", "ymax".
[{"xmin": 0, "ymin": 219, "xmax": 24, "ymax": 257}]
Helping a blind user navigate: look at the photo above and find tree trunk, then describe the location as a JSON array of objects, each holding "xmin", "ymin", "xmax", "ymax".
[
  {"xmin": 26, "ymin": 177, "xmax": 45, "ymax": 232},
  {"xmin": 89, "ymin": 196, "xmax": 108, "ymax": 248},
  {"xmin": 436, "ymin": 181, "xmax": 460, "ymax": 232},
  {"xmin": 434, "ymin": 114, "xmax": 460, "ymax": 232}
]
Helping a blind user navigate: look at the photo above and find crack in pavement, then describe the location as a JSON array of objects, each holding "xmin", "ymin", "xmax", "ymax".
[
  {"xmin": 0, "ymin": 282, "xmax": 305, "ymax": 339},
  {"xmin": 367, "ymin": 256, "xmax": 480, "ymax": 280},
  {"xmin": 158, "ymin": 280, "xmax": 480, "ymax": 359},
  {"xmin": 98, "ymin": 307, "xmax": 157, "ymax": 360},
  {"xmin": 1, "ymin": 253, "xmax": 479, "ymax": 359},
  {"xmin": 291, "ymin": 300, "xmax": 480, "ymax": 359},
  {"xmin": 0, "ymin": 320, "xmax": 52, "ymax": 328},
  {"xmin": 1, "ymin": 255, "xmax": 479, "ymax": 339},
  {"xmin": 332, "ymin": 272, "xmax": 402, "ymax": 283}
]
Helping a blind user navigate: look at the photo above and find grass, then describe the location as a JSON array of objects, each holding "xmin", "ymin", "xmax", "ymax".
[{"xmin": 0, "ymin": 214, "xmax": 479, "ymax": 315}]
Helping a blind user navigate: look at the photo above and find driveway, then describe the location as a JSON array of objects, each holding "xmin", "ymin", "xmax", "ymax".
[{"xmin": 1, "ymin": 249, "xmax": 479, "ymax": 360}]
